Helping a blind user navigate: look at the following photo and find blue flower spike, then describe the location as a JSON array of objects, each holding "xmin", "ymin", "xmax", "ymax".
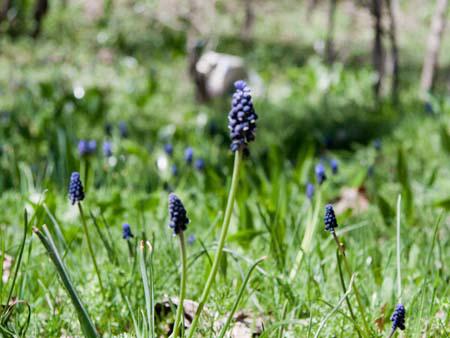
[
  {"xmin": 69, "ymin": 172, "xmax": 85, "ymax": 205},
  {"xmin": 168, "ymin": 193, "xmax": 189, "ymax": 235},
  {"xmin": 315, "ymin": 163, "xmax": 327, "ymax": 185},
  {"xmin": 228, "ymin": 80, "xmax": 258, "ymax": 155},
  {"xmin": 390, "ymin": 304, "xmax": 406, "ymax": 333},
  {"xmin": 324, "ymin": 204, "xmax": 338, "ymax": 233},
  {"xmin": 122, "ymin": 223, "xmax": 134, "ymax": 240}
]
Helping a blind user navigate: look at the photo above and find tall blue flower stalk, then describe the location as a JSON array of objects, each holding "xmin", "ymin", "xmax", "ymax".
[
  {"xmin": 324, "ymin": 204, "xmax": 371, "ymax": 335},
  {"xmin": 69, "ymin": 172, "xmax": 105, "ymax": 297},
  {"xmin": 188, "ymin": 80, "xmax": 257, "ymax": 338},
  {"xmin": 168, "ymin": 193, "xmax": 189, "ymax": 338}
]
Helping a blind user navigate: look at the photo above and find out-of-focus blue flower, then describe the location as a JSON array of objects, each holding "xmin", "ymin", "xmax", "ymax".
[
  {"xmin": 324, "ymin": 204, "xmax": 338, "ymax": 232},
  {"xmin": 228, "ymin": 80, "xmax": 258, "ymax": 154},
  {"xmin": 69, "ymin": 172, "xmax": 85, "ymax": 205},
  {"xmin": 119, "ymin": 121, "xmax": 128, "ymax": 138},
  {"xmin": 105, "ymin": 123, "xmax": 112, "ymax": 136},
  {"xmin": 122, "ymin": 223, "xmax": 134, "ymax": 240},
  {"xmin": 103, "ymin": 141, "xmax": 112, "ymax": 157},
  {"xmin": 315, "ymin": 163, "xmax": 327, "ymax": 185},
  {"xmin": 374, "ymin": 138, "xmax": 382, "ymax": 151},
  {"xmin": 184, "ymin": 147, "xmax": 193, "ymax": 164},
  {"xmin": 194, "ymin": 158, "xmax": 205, "ymax": 171},
  {"xmin": 164, "ymin": 143, "xmax": 174, "ymax": 156},
  {"xmin": 171, "ymin": 164, "xmax": 178, "ymax": 176},
  {"xmin": 330, "ymin": 159, "xmax": 338, "ymax": 174},
  {"xmin": 78, "ymin": 140, "xmax": 96, "ymax": 157},
  {"xmin": 390, "ymin": 304, "xmax": 405, "ymax": 332},
  {"xmin": 168, "ymin": 193, "xmax": 189, "ymax": 235},
  {"xmin": 306, "ymin": 183, "xmax": 314, "ymax": 200},
  {"xmin": 188, "ymin": 234, "xmax": 196, "ymax": 245}
]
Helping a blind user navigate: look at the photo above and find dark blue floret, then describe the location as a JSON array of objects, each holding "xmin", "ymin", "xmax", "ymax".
[
  {"xmin": 306, "ymin": 183, "xmax": 314, "ymax": 200},
  {"xmin": 184, "ymin": 147, "xmax": 193, "ymax": 164},
  {"xmin": 69, "ymin": 172, "xmax": 85, "ymax": 205},
  {"xmin": 78, "ymin": 140, "xmax": 97, "ymax": 157},
  {"xmin": 374, "ymin": 138, "xmax": 382, "ymax": 151},
  {"xmin": 324, "ymin": 204, "xmax": 338, "ymax": 232},
  {"xmin": 168, "ymin": 193, "xmax": 189, "ymax": 235},
  {"xmin": 103, "ymin": 141, "xmax": 112, "ymax": 157},
  {"xmin": 194, "ymin": 158, "xmax": 205, "ymax": 171},
  {"xmin": 122, "ymin": 223, "xmax": 134, "ymax": 240},
  {"xmin": 315, "ymin": 163, "xmax": 327, "ymax": 185},
  {"xmin": 119, "ymin": 121, "xmax": 128, "ymax": 138},
  {"xmin": 171, "ymin": 164, "xmax": 178, "ymax": 176},
  {"xmin": 228, "ymin": 80, "xmax": 258, "ymax": 154},
  {"xmin": 390, "ymin": 304, "xmax": 405, "ymax": 331},
  {"xmin": 330, "ymin": 159, "xmax": 338, "ymax": 174},
  {"xmin": 164, "ymin": 143, "xmax": 174, "ymax": 156}
]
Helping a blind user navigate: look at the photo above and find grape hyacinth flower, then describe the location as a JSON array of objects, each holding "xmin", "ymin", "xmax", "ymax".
[
  {"xmin": 168, "ymin": 193, "xmax": 189, "ymax": 235},
  {"xmin": 78, "ymin": 140, "xmax": 97, "ymax": 157},
  {"xmin": 374, "ymin": 138, "xmax": 382, "ymax": 151},
  {"xmin": 184, "ymin": 147, "xmax": 194, "ymax": 164},
  {"xmin": 315, "ymin": 163, "xmax": 327, "ymax": 185},
  {"xmin": 171, "ymin": 164, "xmax": 178, "ymax": 176},
  {"xmin": 188, "ymin": 234, "xmax": 196, "ymax": 245},
  {"xmin": 324, "ymin": 204, "xmax": 338, "ymax": 233},
  {"xmin": 103, "ymin": 141, "xmax": 112, "ymax": 157},
  {"xmin": 228, "ymin": 80, "xmax": 258, "ymax": 154},
  {"xmin": 194, "ymin": 158, "xmax": 205, "ymax": 171},
  {"xmin": 69, "ymin": 172, "xmax": 85, "ymax": 205},
  {"xmin": 330, "ymin": 159, "xmax": 338, "ymax": 174},
  {"xmin": 306, "ymin": 183, "xmax": 314, "ymax": 200},
  {"xmin": 164, "ymin": 143, "xmax": 174, "ymax": 156},
  {"xmin": 119, "ymin": 121, "xmax": 128, "ymax": 138},
  {"xmin": 390, "ymin": 304, "xmax": 406, "ymax": 334},
  {"xmin": 168, "ymin": 193, "xmax": 189, "ymax": 337},
  {"xmin": 122, "ymin": 223, "xmax": 134, "ymax": 240}
]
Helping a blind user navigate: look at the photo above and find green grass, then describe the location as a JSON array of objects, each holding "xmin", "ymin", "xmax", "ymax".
[{"xmin": 1, "ymin": 0, "xmax": 449, "ymax": 337}]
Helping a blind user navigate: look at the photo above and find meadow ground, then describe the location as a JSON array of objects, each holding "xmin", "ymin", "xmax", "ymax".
[{"xmin": 0, "ymin": 0, "xmax": 449, "ymax": 337}]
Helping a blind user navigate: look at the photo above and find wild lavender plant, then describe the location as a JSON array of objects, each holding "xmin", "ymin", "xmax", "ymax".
[
  {"xmin": 188, "ymin": 80, "xmax": 257, "ymax": 338},
  {"xmin": 324, "ymin": 204, "xmax": 371, "ymax": 335},
  {"xmin": 69, "ymin": 172, "xmax": 105, "ymax": 297},
  {"xmin": 168, "ymin": 193, "xmax": 189, "ymax": 338}
]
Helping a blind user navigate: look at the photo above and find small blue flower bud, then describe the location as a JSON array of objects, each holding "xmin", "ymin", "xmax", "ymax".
[
  {"xmin": 122, "ymin": 223, "xmax": 134, "ymax": 240},
  {"xmin": 184, "ymin": 147, "xmax": 193, "ymax": 164},
  {"xmin": 188, "ymin": 234, "xmax": 196, "ymax": 245},
  {"xmin": 69, "ymin": 172, "xmax": 85, "ymax": 205},
  {"xmin": 390, "ymin": 304, "xmax": 405, "ymax": 331},
  {"xmin": 168, "ymin": 193, "xmax": 189, "ymax": 235},
  {"xmin": 315, "ymin": 163, "xmax": 327, "ymax": 185},
  {"xmin": 330, "ymin": 159, "xmax": 338, "ymax": 174},
  {"xmin": 103, "ymin": 141, "xmax": 112, "ymax": 157},
  {"xmin": 119, "ymin": 121, "xmax": 128, "ymax": 138},
  {"xmin": 228, "ymin": 80, "xmax": 258, "ymax": 154},
  {"xmin": 164, "ymin": 143, "xmax": 174, "ymax": 156},
  {"xmin": 324, "ymin": 204, "xmax": 338, "ymax": 232},
  {"xmin": 194, "ymin": 158, "xmax": 205, "ymax": 171}
]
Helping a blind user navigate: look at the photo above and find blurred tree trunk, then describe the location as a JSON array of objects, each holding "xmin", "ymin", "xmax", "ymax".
[
  {"xmin": 371, "ymin": 0, "xmax": 384, "ymax": 98},
  {"xmin": 31, "ymin": 0, "xmax": 48, "ymax": 38},
  {"xmin": 241, "ymin": 0, "xmax": 255, "ymax": 44},
  {"xmin": 0, "ymin": 0, "xmax": 12, "ymax": 23},
  {"xmin": 325, "ymin": 0, "xmax": 337, "ymax": 64},
  {"xmin": 420, "ymin": 0, "xmax": 449, "ymax": 94},
  {"xmin": 386, "ymin": 0, "xmax": 399, "ymax": 102}
]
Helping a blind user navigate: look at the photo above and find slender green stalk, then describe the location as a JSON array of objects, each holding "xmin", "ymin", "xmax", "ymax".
[
  {"xmin": 34, "ymin": 225, "xmax": 98, "ymax": 338},
  {"xmin": 172, "ymin": 232, "xmax": 188, "ymax": 338},
  {"xmin": 139, "ymin": 241, "xmax": 155, "ymax": 337},
  {"xmin": 5, "ymin": 210, "xmax": 28, "ymax": 310},
  {"xmin": 280, "ymin": 189, "xmax": 321, "ymax": 338},
  {"xmin": 336, "ymin": 250, "xmax": 362, "ymax": 338},
  {"xmin": 217, "ymin": 256, "xmax": 266, "ymax": 338},
  {"xmin": 396, "ymin": 194, "xmax": 402, "ymax": 302},
  {"xmin": 77, "ymin": 203, "xmax": 106, "ymax": 297},
  {"xmin": 332, "ymin": 231, "xmax": 371, "ymax": 334},
  {"xmin": 187, "ymin": 150, "xmax": 242, "ymax": 338},
  {"xmin": 314, "ymin": 274, "xmax": 355, "ymax": 338}
]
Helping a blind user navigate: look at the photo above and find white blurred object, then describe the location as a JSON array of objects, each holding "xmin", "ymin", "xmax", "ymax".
[{"xmin": 196, "ymin": 51, "xmax": 248, "ymax": 98}]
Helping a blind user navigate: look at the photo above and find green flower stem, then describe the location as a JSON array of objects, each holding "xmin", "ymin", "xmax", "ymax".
[
  {"xmin": 187, "ymin": 150, "xmax": 242, "ymax": 338},
  {"xmin": 172, "ymin": 232, "xmax": 187, "ymax": 338},
  {"xmin": 332, "ymin": 231, "xmax": 371, "ymax": 335},
  {"xmin": 77, "ymin": 203, "xmax": 106, "ymax": 297},
  {"xmin": 217, "ymin": 256, "xmax": 266, "ymax": 338}
]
